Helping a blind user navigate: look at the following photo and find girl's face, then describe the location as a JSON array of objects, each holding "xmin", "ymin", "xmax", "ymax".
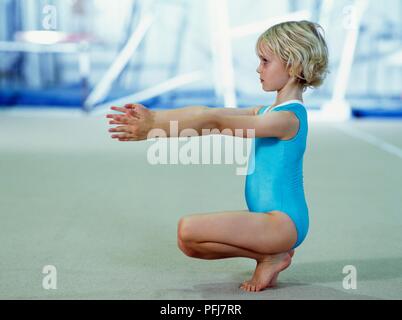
[{"xmin": 256, "ymin": 44, "xmax": 291, "ymax": 92}]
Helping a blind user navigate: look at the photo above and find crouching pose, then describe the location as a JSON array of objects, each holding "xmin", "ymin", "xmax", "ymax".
[{"xmin": 107, "ymin": 20, "xmax": 329, "ymax": 292}]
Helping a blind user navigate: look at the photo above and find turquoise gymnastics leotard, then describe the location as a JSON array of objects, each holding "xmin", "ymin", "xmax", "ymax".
[{"xmin": 245, "ymin": 100, "xmax": 309, "ymax": 249}]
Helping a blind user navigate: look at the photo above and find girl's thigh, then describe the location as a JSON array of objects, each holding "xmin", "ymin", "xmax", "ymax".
[{"xmin": 178, "ymin": 210, "xmax": 297, "ymax": 254}]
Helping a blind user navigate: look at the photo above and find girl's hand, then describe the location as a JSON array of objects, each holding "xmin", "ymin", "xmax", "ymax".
[{"xmin": 106, "ymin": 104, "xmax": 155, "ymax": 141}]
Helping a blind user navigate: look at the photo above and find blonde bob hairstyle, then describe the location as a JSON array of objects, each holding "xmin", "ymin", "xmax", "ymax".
[{"xmin": 256, "ymin": 20, "xmax": 329, "ymax": 91}]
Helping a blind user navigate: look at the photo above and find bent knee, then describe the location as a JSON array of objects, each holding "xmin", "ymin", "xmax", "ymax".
[
  {"xmin": 177, "ymin": 237, "xmax": 198, "ymax": 257},
  {"xmin": 177, "ymin": 217, "xmax": 193, "ymax": 242}
]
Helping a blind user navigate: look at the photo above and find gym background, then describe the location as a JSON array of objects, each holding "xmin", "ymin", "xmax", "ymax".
[{"xmin": 0, "ymin": 0, "xmax": 401, "ymax": 301}]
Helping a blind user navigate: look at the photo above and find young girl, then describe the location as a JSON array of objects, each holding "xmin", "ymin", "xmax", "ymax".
[{"xmin": 106, "ymin": 20, "xmax": 329, "ymax": 292}]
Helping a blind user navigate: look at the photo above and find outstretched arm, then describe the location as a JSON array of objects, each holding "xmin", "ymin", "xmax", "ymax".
[
  {"xmin": 106, "ymin": 104, "xmax": 263, "ymax": 141},
  {"xmin": 215, "ymin": 110, "xmax": 297, "ymax": 138},
  {"xmin": 152, "ymin": 105, "xmax": 264, "ymax": 135},
  {"xmin": 155, "ymin": 104, "xmax": 297, "ymax": 139}
]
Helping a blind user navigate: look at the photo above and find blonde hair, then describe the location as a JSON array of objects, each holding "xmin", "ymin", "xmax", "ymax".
[{"xmin": 256, "ymin": 20, "xmax": 329, "ymax": 91}]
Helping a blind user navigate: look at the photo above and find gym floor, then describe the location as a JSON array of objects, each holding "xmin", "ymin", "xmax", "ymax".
[{"xmin": 0, "ymin": 109, "xmax": 401, "ymax": 300}]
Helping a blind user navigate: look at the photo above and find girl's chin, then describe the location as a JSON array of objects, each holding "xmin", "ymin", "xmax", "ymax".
[
  {"xmin": 261, "ymin": 83, "xmax": 279, "ymax": 92},
  {"xmin": 261, "ymin": 82, "xmax": 269, "ymax": 88},
  {"xmin": 261, "ymin": 85, "xmax": 275, "ymax": 92}
]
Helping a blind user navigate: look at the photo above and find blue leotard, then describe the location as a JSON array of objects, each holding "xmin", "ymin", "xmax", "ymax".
[{"xmin": 244, "ymin": 100, "xmax": 309, "ymax": 249}]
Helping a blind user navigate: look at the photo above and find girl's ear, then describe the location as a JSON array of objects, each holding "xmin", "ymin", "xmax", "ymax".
[
  {"xmin": 286, "ymin": 75, "xmax": 299, "ymax": 86},
  {"xmin": 289, "ymin": 59, "xmax": 304, "ymax": 74}
]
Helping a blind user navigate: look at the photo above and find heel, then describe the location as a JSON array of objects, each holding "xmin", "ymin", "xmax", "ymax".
[{"xmin": 268, "ymin": 273, "xmax": 279, "ymax": 288}]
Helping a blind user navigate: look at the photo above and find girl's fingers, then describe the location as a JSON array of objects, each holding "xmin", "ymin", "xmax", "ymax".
[
  {"xmin": 106, "ymin": 114, "xmax": 122, "ymax": 120},
  {"xmin": 107, "ymin": 115, "xmax": 130, "ymax": 124},
  {"xmin": 123, "ymin": 105, "xmax": 141, "ymax": 119},
  {"xmin": 124, "ymin": 103, "xmax": 142, "ymax": 110},
  {"xmin": 111, "ymin": 134, "xmax": 127, "ymax": 139},
  {"xmin": 107, "ymin": 107, "xmax": 141, "ymax": 141},
  {"xmin": 109, "ymin": 120, "xmax": 132, "ymax": 125},
  {"xmin": 111, "ymin": 133, "xmax": 135, "ymax": 140},
  {"xmin": 107, "ymin": 113, "xmax": 137, "ymax": 123},
  {"xmin": 109, "ymin": 126, "xmax": 130, "ymax": 133},
  {"xmin": 110, "ymin": 106, "xmax": 129, "ymax": 113}
]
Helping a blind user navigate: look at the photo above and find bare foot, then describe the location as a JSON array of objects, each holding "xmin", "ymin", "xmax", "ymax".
[{"xmin": 240, "ymin": 249, "xmax": 294, "ymax": 292}]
